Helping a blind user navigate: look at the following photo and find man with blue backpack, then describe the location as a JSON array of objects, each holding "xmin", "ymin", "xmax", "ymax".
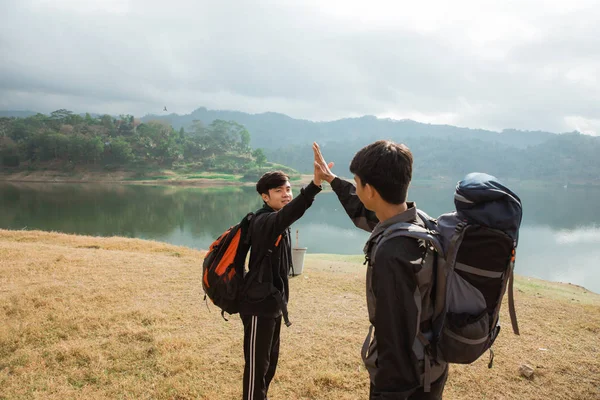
[{"xmin": 313, "ymin": 140, "xmax": 522, "ymax": 399}]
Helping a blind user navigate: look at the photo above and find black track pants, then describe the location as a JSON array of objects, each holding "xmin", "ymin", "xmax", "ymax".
[{"xmin": 241, "ymin": 314, "xmax": 282, "ymax": 400}]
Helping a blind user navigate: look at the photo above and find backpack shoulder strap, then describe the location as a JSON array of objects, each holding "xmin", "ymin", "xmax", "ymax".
[
  {"xmin": 371, "ymin": 222, "xmax": 444, "ymax": 266},
  {"xmin": 416, "ymin": 209, "xmax": 437, "ymax": 230},
  {"xmin": 508, "ymin": 258, "xmax": 519, "ymax": 335}
]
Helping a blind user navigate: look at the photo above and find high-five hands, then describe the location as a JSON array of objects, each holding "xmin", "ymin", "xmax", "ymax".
[{"xmin": 312, "ymin": 142, "xmax": 336, "ymax": 186}]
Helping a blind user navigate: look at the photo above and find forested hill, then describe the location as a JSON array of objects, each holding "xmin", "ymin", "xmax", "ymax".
[
  {"xmin": 0, "ymin": 110, "xmax": 277, "ymax": 180},
  {"xmin": 264, "ymin": 132, "xmax": 600, "ymax": 183},
  {"xmin": 2, "ymin": 108, "xmax": 600, "ymax": 183},
  {"xmin": 143, "ymin": 107, "xmax": 600, "ymax": 184}
]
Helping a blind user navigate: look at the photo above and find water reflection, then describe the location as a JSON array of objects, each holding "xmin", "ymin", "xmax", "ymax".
[{"xmin": 1, "ymin": 181, "xmax": 599, "ymax": 293}]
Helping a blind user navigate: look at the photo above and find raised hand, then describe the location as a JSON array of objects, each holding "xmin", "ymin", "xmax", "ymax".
[{"xmin": 312, "ymin": 142, "xmax": 336, "ymax": 184}]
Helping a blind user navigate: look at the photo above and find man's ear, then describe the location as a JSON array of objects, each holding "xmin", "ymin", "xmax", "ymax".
[
  {"xmin": 364, "ymin": 183, "xmax": 375, "ymax": 200},
  {"xmin": 367, "ymin": 183, "xmax": 384, "ymax": 203},
  {"xmin": 261, "ymin": 192, "xmax": 270, "ymax": 203}
]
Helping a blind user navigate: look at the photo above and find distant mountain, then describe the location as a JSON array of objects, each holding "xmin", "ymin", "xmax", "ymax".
[
  {"xmin": 141, "ymin": 107, "xmax": 559, "ymax": 150},
  {"xmin": 4, "ymin": 107, "xmax": 561, "ymax": 150},
  {"xmin": 139, "ymin": 107, "xmax": 600, "ymax": 183},
  {"xmin": 4, "ymin": 107, "xmax": 597, "ymax": 183},
  {"xmin": 263, "ymin": 131, "xmax": 600, "ymax": 183},
  {"xmin": 0, "ymin": 110, "xmax": 104, "ymax": 119},
  {"xmin": 0, "ymin": 110, "xmax": 38, "ymax": 118}
]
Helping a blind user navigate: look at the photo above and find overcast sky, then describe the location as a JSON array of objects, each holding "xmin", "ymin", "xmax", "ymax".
[{"xmin": 1, "ymin": 0, "xmax": 599, "ymax": 134}]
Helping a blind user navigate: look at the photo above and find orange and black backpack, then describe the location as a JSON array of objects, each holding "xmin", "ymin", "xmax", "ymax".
[
  {"xmin": 202, "ymin": 212, "xmax": 253, "ymax": 318},
  {"xmin": 202, "ymin": 210, "xmax": 292, "ymax": 324}
]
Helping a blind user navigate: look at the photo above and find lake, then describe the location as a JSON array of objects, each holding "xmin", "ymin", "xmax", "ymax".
[{"xmin": 1, "ymin": 181, "xmax": 599, "ymax": 293}]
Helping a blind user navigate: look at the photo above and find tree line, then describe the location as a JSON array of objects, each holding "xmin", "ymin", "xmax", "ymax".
[
  {"xmin": 4, "ymin": 108, "xmax": 598, "ymax": 184},
  {"xmin": 0, "ymin": 110, "xmax": 269, "ymax": 175}
]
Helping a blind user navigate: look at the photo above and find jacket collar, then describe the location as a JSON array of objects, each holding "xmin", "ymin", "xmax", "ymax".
[
  {"xmin": 367, "ymin": 202, "xmax": 418, "ymax": 243},
  {"xmin": 257, "ymin": 203, "xmax": 275, "ymax": 215}
]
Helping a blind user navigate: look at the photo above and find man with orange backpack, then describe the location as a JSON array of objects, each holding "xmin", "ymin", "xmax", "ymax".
[{"xmin": 238, "ymin": 169, "xmax": 323, "ymax": 400}]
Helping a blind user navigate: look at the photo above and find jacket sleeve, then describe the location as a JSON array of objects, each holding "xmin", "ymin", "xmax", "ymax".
[
  {"xmin": 330, "ymin": 177, "xmax": 378, "ymax": 233},
  {"xmin": 253, "ymin": 181, "xmax": 322, "ymax": 245},
  {"xmin": 371, "ymin": 238, "xmax": 422, "ymax": 398}
]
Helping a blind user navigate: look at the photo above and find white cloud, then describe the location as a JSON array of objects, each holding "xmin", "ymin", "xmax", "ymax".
[
  {"xmin": 566, "ymin": 65, "xmax": 599, "ymax": 87},
  {"xmin": 555, "ymin": 226, "xmax": 600, "ymax": 244},
  {"xmin": 29, "ymin": 0, "xmax": 132, "ymax": 14},
  {"xmin": 564, "ymin": 116, "xmax": 600, "ymax": 136},
  {"xmin": 0, "ymin": 0, "xmax": 599, "ymax": 134}
]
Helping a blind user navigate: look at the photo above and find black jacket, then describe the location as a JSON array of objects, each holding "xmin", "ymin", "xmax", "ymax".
[
  {"xmin": 239, "ymin": 181, "xmax": 321, "ymax": 320},
  {"xmin": 330, "ymin": 177, "xmax": 447, "ymax": 398}
]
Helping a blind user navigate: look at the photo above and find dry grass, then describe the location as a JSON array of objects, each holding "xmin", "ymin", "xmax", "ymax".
[{"xmin": 1, "ymin": 229, "xmax": 598, "ymax": 400}]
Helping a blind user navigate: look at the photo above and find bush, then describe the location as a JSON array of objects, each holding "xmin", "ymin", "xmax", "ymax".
[
  {"xmin": 1, "ymin": 155, "xmax": 20, "ymax": 167},
  {"xmin": 108, "ymin": 137, "xmax": 134, "ymax": 164},
  {"xmin": 241, "ymin": 168, "xmax": 264, "ymax": 182},
  {"xmin": 103, "ymin": 164, "xmax": 121, "ymax": 172},
  {"xmin": 60, "ymin": 161, "xmax": 76, "ymax": 172}
]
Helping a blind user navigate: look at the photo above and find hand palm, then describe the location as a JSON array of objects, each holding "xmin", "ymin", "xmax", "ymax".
[{"xmin": 312, "ymin": 142, "xmax": 336, "ymax": 184}]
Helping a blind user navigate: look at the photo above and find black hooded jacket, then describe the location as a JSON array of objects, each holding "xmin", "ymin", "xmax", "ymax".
[
  {"xmin": 238, "ymin": 181, "xmax": 321, "ymax": 319},
  {"xmin": 330, "ymin": 177, "xmax": 447, "ymax": 397}
]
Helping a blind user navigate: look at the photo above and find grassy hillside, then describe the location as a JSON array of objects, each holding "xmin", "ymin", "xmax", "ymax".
[{"xmin": 1, "ymin": 230, "xmax": 598, "ymax": 399}]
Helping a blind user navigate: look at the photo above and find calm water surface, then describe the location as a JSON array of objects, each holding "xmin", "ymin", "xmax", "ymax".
[{"xmin": 1, "ymin": 181, "xmax": 599, "ymax": 293}]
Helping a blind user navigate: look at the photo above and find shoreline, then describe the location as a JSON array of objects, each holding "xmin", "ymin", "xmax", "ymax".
[
  {"xmin": 0, "ymin": 171, "xmax": 316, "ymax": 187},
  {"xmin": 2, "ymin": 170, "xmax": 599, "ymax": 189}
]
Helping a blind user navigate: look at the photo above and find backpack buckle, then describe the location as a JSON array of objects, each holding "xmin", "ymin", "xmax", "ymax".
[{"xmin": 455, "ymin": 222, "xmax": 467, "ymax": 232}]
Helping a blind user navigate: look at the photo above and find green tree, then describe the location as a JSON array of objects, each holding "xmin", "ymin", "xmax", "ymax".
[
  {"xmin": 0, "ymin": 136, "xmax": 19, "ymax": 166},
  {"xmin": 239, "ymin": 128, "xmax": 251, "ymax": 153},
  {"xmin": 48, "ymin": 109, "xmax": 74, "ymax": 130},
  {"xmin": 108, "ymin": 137, "xmax": 134, "ymax": 164},
  {"xmin": 9, "ymin": 117, "xmax": 42, "ymax": 143},
  {"xmin": 252, "ymin": 148, "xmax": 267, "ymax": 166},
  {"xmin": 100, "ymin": 114, "xmax": 115, "ymax": 133},
  {"xmin": 84, "ymin": 113, "xmax": 96, "ymax": 125},
  {"xmin": 117, "ymin": 114, "xmax": 135, "ymax": 135},
  {"xmin": 0, "ymin": 117, "xmax": 11, "ymax": 138},
  {"xmin": 136, "ymin": 121, "xmax": 182, "ymax": 165},
  {"xmin": 34, "ymin": 132, "xmax": 70, "ymax": 161},
  {"xmin": 83, "ymin": 136, "xmax": 104, "ymax": 164}
]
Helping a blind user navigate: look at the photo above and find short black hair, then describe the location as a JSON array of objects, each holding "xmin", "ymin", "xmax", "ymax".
[
  {"xmin": 256, "ymin": 171, "xmax": 290, "ymax": 195},
  {"xmin": 349, "ymin": 140, "xmax": 413, "ymax": 204}
]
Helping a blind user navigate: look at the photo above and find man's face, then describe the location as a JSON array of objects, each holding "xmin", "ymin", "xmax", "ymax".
[{"xmin": 262, "ymin": 181, "xmax": 293, "ymax": 211}]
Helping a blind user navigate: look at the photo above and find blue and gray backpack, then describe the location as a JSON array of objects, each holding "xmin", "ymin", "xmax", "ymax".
[{"xmin": 366, "ymin": 172, "xmax": 523, "ymax": 391}]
